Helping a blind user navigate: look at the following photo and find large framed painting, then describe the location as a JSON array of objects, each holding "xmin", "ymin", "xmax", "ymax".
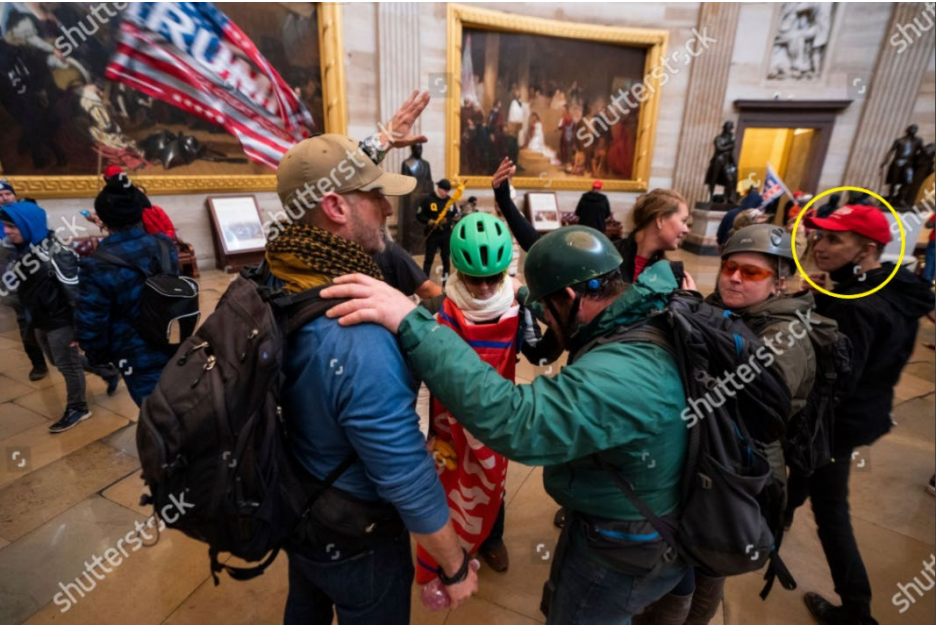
[
  {"xmin": 0, "ymin": 2, "xmax": 347, "ymax": 199},
  {"xmin": 446, "ymin": 5, "xmax": 668, "ymax": 192}
]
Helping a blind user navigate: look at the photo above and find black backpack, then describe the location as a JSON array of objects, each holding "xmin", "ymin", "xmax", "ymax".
[
  {"xmin": 136, "ymin": 267, "xmax": 353, "ymax": 583},
  {"xmin": 94, "ymin": 237, "xmax": 200, "ymax": 346},
  {"xmin": 574, "ymin": 291, "xmax": 795, "ymax": 586},
  {"xmin": 750, "ymin": 314, "xmax": 852, "ymax": 478}
]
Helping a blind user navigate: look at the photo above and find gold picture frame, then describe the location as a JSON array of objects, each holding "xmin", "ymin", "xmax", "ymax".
[
  {"xmin": 3, "ymin": 3, "xmax": 347, "ymax": 199},
  {"xmin": 446, "ymin": 4, "xmax": 668, "ymax": 192}
]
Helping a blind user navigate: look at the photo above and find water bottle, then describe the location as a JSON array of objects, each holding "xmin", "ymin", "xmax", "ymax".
[{"xmin": 419, "ymin": 559, "xmax": 481, "ymax": 610}]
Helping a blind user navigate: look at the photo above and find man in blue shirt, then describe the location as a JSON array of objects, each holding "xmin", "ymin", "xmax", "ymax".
[{"xmin": 268, "ymin": 90, "xmax": 477, "ymax": 624}]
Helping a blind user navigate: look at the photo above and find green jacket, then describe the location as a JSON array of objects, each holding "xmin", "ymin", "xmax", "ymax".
[{"xmin": 398, "ymin": 261, "xmax": 687, "ymax": 520}]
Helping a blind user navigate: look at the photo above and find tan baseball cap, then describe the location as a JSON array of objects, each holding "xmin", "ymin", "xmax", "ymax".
[{"xmin": 276, "ymin": 134, "xmax": 416, "ymax": 207}]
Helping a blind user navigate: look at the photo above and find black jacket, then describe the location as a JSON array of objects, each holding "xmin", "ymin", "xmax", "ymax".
[
  {"xmin": 613, "ymin": 235, "xmax": 668, "ymax": 285},
  {"xmin": 574, "ymin": 191, "xmax": 611, "ymax": 232},
  {"xmin": 12, "ymin": 233, "xmax": 80, "ymax": 331},
  {"xmin": 815, "ymin": 264, "xmax": 933, "ymax": 451}
]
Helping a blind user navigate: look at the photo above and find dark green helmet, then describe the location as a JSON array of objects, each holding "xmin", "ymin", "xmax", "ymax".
[
  {"xmin": 524, "ymin": 226, "xmax": 623, "ymax": 302},
  {"xmin": 722, "ymin": 224, "xmax": 793, "ymax": 261}
]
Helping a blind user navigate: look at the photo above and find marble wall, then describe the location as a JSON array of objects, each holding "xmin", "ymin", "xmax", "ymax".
[{"xmin": 19, "ymin": 3, "xmax": 937, "ymax": 264}]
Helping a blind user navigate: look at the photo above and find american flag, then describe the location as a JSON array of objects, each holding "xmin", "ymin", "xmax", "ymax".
[
  {"xmin": 105, "ymin": 3, "xmax": 313, "ymax": 169},
  {"xmin": 758, "ymin": 163, "xmax": 791, "ymax": 210}
]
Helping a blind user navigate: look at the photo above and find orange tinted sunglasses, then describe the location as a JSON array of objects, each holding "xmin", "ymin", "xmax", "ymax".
[{"xmin": 720, "ymin": 259, "xmax": 776, "ymax": 282}]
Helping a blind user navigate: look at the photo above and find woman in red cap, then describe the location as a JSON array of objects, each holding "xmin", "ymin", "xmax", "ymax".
[{"xmin": 797, "ymin": 204, "xmax": 933, "ymax": 625}]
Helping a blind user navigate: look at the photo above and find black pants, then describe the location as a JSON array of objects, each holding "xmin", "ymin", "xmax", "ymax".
[
  {"xmin": 12, "ymin": 301, "xmax": 47, "ymax": 370},
  {"xmin": 809, "ymin": 452, "xmax": 874, "ymax": 622},
  {"xmin": 480, "ymin": 499, "xmax": 505, "ymax": 550},
  {"xmin": 423, "ymin": 232, "xmax": 450, "ymax": 277}
]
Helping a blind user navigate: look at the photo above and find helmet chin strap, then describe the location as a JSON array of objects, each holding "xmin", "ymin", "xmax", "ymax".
[{"xmin": 545, "ymin": 292, "xmax": 583, "ymax": 343}]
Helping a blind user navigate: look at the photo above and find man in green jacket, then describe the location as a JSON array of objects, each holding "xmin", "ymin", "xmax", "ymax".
[{"xmin": 323, "ymin": 226, "xmax": 690, "ymax": 624}]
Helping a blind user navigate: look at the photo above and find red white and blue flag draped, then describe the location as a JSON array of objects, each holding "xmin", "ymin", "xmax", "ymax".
[
  {"xmin": 415, "ymin": 298, "xmax": 517, "ymax": 585},
  {"xmin": 105, "ymin": 2, "xmax": 314, "ymax": 169},
  {"xmin": 758, "ymin": 163, "xmax": 791, "ymax": 210}
]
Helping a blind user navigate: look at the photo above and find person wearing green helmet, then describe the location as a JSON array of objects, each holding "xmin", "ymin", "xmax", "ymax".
[
  {"xmin": 638, "ymin": 224, "xmax": 840, "ymax": 625},
  {"xmin": 321, "ymin": 225, "xmax": 690, "ymax": 624},
  {"xmin": 416, "ymin": 212, "xmax": 561, "ymax": 579}
]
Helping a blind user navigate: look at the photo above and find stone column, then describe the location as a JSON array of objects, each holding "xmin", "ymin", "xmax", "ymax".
[
  {"xmin": 378, "ymin": 3, "xmax": 422, "ymax": 241},
  {"xmin": 671, "ymin": 3, "xmax": 742, "ymax": 207},
  {"xmin": 843, "ymin": 3, "xmax": 936, "ymax": 191},
  {"xmin": 378, "ymin": 3, "xmax": 422, "ymax": 178}
]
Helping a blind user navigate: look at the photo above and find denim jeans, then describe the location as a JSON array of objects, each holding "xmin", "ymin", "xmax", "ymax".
[
  {"xmin": 284, "ymin": 532, "xmax": 414, "ymax": 625},
  {"xmin": 546, "ymin": 537, "xmax": 688, "ymax": 625},
  {"xmin": 809, "ymin": 452, "xmax": 874, "ymax": 622},
  {"xmin": 35, "ymin": 326, "xmax": 118, "ymax": 413}
]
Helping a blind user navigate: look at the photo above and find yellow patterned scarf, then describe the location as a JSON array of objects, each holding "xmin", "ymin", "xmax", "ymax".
[{"xmin": 265, "ymin": 223, "xmax": 383, "ymax": 293}]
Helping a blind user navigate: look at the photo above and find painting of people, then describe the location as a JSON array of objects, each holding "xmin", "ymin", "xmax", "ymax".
[{"xmin": 457, "ymin": 26, "xmax": 647, "ymax": 185}]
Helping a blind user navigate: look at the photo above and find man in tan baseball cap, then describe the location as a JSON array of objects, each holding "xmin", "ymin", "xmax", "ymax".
[{"xmin": 268, "ymin": 90, "xmax": 480, "ymax": 623}]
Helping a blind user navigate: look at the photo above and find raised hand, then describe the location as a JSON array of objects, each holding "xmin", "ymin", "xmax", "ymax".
[
  {"xmin": 491, "ymin": 157, "xmax": 517, "ymax": 190},
  {"xmin": 379, "ymin": 89, "xmax": 431, "ymax": 148}
]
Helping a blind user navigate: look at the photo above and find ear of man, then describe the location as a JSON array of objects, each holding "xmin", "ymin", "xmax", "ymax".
[{"xmin": 316, "ymin": 192, "xmax": 353, "ymax": 227}]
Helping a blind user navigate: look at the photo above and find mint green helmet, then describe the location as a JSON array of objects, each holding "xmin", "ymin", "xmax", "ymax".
[{"xmin": 450, "ymin": 213, "xmax": 513, "ymax": 277}]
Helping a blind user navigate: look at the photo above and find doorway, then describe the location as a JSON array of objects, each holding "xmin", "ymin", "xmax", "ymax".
[
  {"xmin": 736, "ymin": 127, "xmax": 818, "ymax": 196},
  {"xmin": 733, "ymin": 99, "xmax": 852, "ymax": 197}
]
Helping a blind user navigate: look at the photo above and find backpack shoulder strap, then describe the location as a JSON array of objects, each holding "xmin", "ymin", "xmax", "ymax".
[
  {"xmin": 154, "ymin": 236, "xmax": 173, "ymax": 275},
  {"xmin": 591, "ymin": 454, "xmax": 680, "ymax": 552},
  {"xmin": 268, "ymin": 284, "xmax": 350, "ymax": 337}
]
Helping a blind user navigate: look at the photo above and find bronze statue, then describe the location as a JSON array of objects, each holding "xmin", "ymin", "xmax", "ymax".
[
  {"xmin": 880, "ymin": 124, "xmax": 924, "ymax": 206},
  {"xmin": 399, "ymin": 143, "xmax": 435, "ymax": 253},
  {"xmin": 909, "ymin": 142, "xmax": 936, "ymax": 206},
  {"xmin": 705, "ymin": 121, "xmax": 739, "ymax": 205}
]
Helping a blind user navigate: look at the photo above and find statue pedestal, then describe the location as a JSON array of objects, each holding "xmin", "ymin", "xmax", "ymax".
[{"xmin": 682, "ymin": 207, "xmax": 727, "ymax": 256}]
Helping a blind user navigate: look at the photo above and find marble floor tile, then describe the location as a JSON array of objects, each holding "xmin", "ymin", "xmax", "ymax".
[
  {"xmin": 0, "ymin": 335, "xmax": 23, "ymax": 351},
  {"xmin": 0, "ymin": 374, "xmax": 38, "ymax": 403},
  {"xmin": 894, "ymin": 370, "xmax": 936, "ymax": 403},
  {"xmin": 0, "ymin": 442, "xmax": 139, "ymax": 542},
  {"xmin": 0, "ymin": 402, "xmax": 48, "ymax": 440},
  {"xmin": 102, "ymin": 423, "xmax": 140, "ymax": 460},
  {"xmin": 90, "ymin": 387, "xmax": 141, "ymax": 422},
  {"xmin": 162, "ymin": 554, "xmax": 289, "ymax": 625},
  {"xmin": 904, "ymin": 361, "xmax": 936, "ymax": 383},
  {"xmin": 13, "ymin": 380, "xmax": 111, "ymax": 420},
  {"xmin": 18, "ymin": 498, "xmax": 214, "ymax": 625},
  {"xmin": 100, "ymin": 469, "xmax": 149, "ymax": 516},
  {"xmin": 0, "ymin": 536, "xmax": 8, "ymax": 551},
  {"xmin": 0, "ymin": 407, "xmax": 129, "ymax": 487},
  {"xmin": 1, "ymin": 365, "xmax": 62, "ymax": 390},
  {"xmin": 504, "ymin": 461, "xmax": 536, "ymax": 508},
  {"xmin": 443, "ymin": 595, "xmax": 544, "ymax": 624},
  {"xmin": 892, "ymin": 394, "xmax": 936, "ymax": 443},
  {"xmin": 0, "ymin": 349, "xmax": 34, "ymax": 373},
  {"xmin": 474, "ymin": 466, "xmax": 559, "ymax": 622}
]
